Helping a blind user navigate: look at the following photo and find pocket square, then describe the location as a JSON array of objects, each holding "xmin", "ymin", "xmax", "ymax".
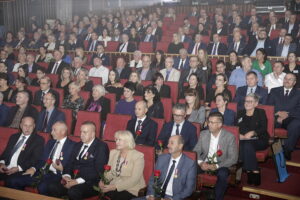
[{"xmin": 90, "ymin": 154, "xmax": 94, "ymax": 158}]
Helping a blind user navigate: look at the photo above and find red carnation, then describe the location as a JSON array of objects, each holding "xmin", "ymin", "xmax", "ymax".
[
  {"xmin": 154, "ymin": 170, "xmax": 161, "ymax": 177},
  {"xmin": 104, "ymin": 165, "xmax": 111, "ymax": 171},
  {"xmin": 136, "ymin": 130, "xmax": 142, "ymax": 136},
  {"xmin": 46, "ymin": 158, "xmax": 52, "ymax": 165},
  {"xmin": 216, "ymin": 150, "xmax": 223, "ymax": 157},
  {"xmin": 73, "ymin": 169, "xmax": 80, "ymax": 177},
  {"xmin": 157, "ymin": 140, "xmax": 163, "ymax": 147}
]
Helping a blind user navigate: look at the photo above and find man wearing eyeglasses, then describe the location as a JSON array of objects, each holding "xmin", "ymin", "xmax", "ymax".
[
  {"xmin": 194, "ymin": 112, "xmax": 238, "ymax": 200},
  {"xmin": 156, "ymin": 103, "xmax": 197, "ymax": 151}
]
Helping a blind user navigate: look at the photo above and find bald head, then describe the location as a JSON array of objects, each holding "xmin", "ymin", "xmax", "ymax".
[
  {"xmin": 135, "ymin": 100, "xmax": 148, "ymax": 119},
  {"xmin": 51, "ymin": 121, "xmax": 68, "ymax": 140},
  {"xmin": 20, "ymin": 117, "xmax": 35, "ymax": 136}
]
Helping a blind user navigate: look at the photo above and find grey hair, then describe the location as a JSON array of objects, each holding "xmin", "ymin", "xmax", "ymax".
[
  {"xmin": 172, "ymin": 103, "xmax": 186, "ymax": 112},
  {"xmin": 246, "ymin": 93, "xmax": 260, "ymax": 102},
  {"xmin": 92, "ymin": 84, "xmax": 106, "ymax": 96}
]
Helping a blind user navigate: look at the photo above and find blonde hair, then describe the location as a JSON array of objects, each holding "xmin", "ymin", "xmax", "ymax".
[{"xmin": 114, "ymin": 130, "xmax": 136, "ymax": 149}]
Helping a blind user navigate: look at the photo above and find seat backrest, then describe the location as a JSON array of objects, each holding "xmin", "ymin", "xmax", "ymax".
[
  {"xmin": 151, "ymin": 117, "xmax": 165, "ymax": 139},
  {"xmin": 155, "ymin": 42, "xmax": 169, "ymax": 52},
  {"xmin": 74, "ymin": 111, "xmax": 101, "ymax": 138},
  {"xmin": 36, "ymin": 62, "xmax": 49, "ymax": 70},
  {"xmin": 52, "ymin": 88, "xmax": 64, "ymax": 107},
  {"xmin": 141, "ymin": 80, "xmax": 152, "ymax": 87},
  {"xmin": 106, "ymin": 41, "xmax": 120, "ymax": 52},
  {"xmin": 210, "ymin": 102, "xmax": 237, "ymax": 113},
  {"xmin": 27, "ymin": 86, "xmax": 41, "ymax": 98},
  {"xmin": 37, "ymin": 132, "xmax": 50, "ymax": 144},
  {"xmin": 183, "ymin": 150, "xmax": 197, "ymax": 161},
  {"xmin": 90, "ymin": 77, "xmax": 102, "ymax": 85},
  {"xmin": 104, "ymin": 93, "xmax": 116, "ymax": 114},
  {"xmin": 192, "ymin": 122, "xmax": 201, "ymax": 139},
  {"xmin": 47, "ymin": 74, "xmax": 59, "ymax": 88},
  {"xmin": 223, "ymin": 125, "xmax": 239, "ymax": 147},
  {"xmin": 31, "ymin": 104, "xmax": 42, "ymax": 112},
  {"xmin": 0, "ymin": 127, "xmax": 18, "ymax": 155},
  {"xmin": 58, "ymin": 108, "xmax": 73, "ymax": 135},
  {"xmin": 257, "ymin": 105, "xmax": 274, "ymax": 137},
  {"xmin": 164, "ymin": 81, "xmax": 178, "ymax": 104},
  {"xmin": 139, "ymin": 42, "xmax": 153, "ymax": 53},
  {"xmin": 135, "ymin": 144, "xmax": 155, "ymax": 184},
  {"xmin": 68, "ymin": 135, "xmax": 81, "ymax": 143},
  {"xmin": 105, "ymin": 140, "xmax": 116, "ymax": 150},
  {"xmin": 133, "ymin": 96, "xmax": 143, "ymax": 101},
  {"xmin": 79, "ymin": 91, "xmax": 91, "ymax": 105},
  {"xmin": 227, "ymin": 85, "xmax": 236, "ymax": 99},
  {"xmin": 103, "ymin": 113, "xmax": 131, "ymax": 141},
  {"xmin": 4, "ymin": 102, "xmax": 16, "ymax": 108},
  {"xmin": 161, "ymin": 98, "xmax": 172, "ymax": 122}
]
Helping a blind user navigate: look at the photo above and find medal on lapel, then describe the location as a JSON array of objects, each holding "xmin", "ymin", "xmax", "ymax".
[
  {"xmin": 84, "ymin": 152, "xmax": 89, "ymax": 160},
  {"xmin": 174, "ymin": 169, "xmax": 178, "ymax": 178},
  {"xmin": 60, "ymin": 152, "xmax": 64, "ymax": 161},
  {"xmin": 21, "ymin": 144, "xmax": 27, "ymax": 151}
]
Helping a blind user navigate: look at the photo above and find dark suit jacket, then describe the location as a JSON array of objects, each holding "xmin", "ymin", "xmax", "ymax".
[
  {"xmin": 22, "ymin": 63, "xmax": 40, "ymax": 73},
  {"xmin": 6, "ymin": 105, "xmax": 38, "ymax": 126},
  {"xmin": 118, "ymin": 66, "xmax": 131, "ymax": 80},
  {"xmin": 275, "ymin": 43, "xmax": 297, "ymax": 56},
  {"xmin": 173, "ymin": 57, "xmax": 190, "ymax": 70},
  {"xmin": 147, "ymin": 102, "xmax": 164, "ymax": 119},
  {"xmin": 36, "ymin": 108, "xmax": 66, "ymax": 133},
  {"xmin": 28, "ymin": 39, "xmax": 44, "ymax": 49},
  {"xmin": 126, "ymin": 116, "xmax": 158, "ymax": 146},
  {"xmin": 153, "ymin": 27, "xmax": 163, "ymax": 41},
  {"xmin": 236, "ymin": 108, "xmax": 269, "ymax": 140},
  {"xmin": 207, "ymin": 42, "xmax": 228, "ymax": 55},
  {"xmin": 157, "ymin": 121, "xmax": 197, "ymax": 151},
  {"xmin": 243, "ymin": 38, "xmax": 275, "ymax": 56},
  {"xmin": 137, "ymin": 67, "xmax": 155, "ymax": 81},
  {"xmin": 67, "ymin": 39, "xmax": 84, "ymax": 51},
  {"xmin": 33, "ymin": 89, "xmax": 60, "ymax": 107},
  {"xmin": 227, "ymin": 41, "xmax": 246, "ymax": 55},
  {"xmin": 64, "ymin": 138, "xmax": 109, "ymax": 184},
  {"xmin": 87, "ymin": 40, "xmax": 101, "ymax": 51},
  {"xmin": 187, "ymin": 42, "xmax": 207, "ymax": 54},
  {"xmin": 46, "ymin": 61, "xmax": 70, "ymax": 75},
  {"xmin": 267, "ymin": 87, "xmax": 300, "ymax": 119},
  {"xmin": 211, "ymin": 108, "xmax": 235, "ymax": 126},
  {"xmin": 90, "ymin": 53, "xmax": 110, "ymax": 66},
  {"xmin": 35, "ymin": 138, "xmax": 75, "ymax": 174},
  {"xmin": 158, "ymin": 84, "xmax": 171, "ymax": 98},
  {"xmin": 234, "ymin": 86, "xmax": 268, "ymax": 110},
  {"xmin": 0, "ymin": 132, "xmax": 44, "ymax": 171},
  {"xmin": 178, "ymin": 68, "xmax": 207, "ymax": 96},
  {"xmin": 146, "ymin": 153, "xmax": 196, "ymax": 199},
  {"xmin": 284, "ymin": 23, "xmax": 300, "ymax": 38},
  {"xmin": 117, "ymin": 42, "xmax": 136, "ymax": 52},
  {"xmin": 141, "ymin": 34, "xmax": 156, "ymax": 43},
  {"xmin": 0, "ymin": 104, "xmax": 9, "ymax": 126}
]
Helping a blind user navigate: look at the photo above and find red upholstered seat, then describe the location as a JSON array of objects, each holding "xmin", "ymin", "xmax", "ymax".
[
  {"xmin": 151, "ymin": 117, "xmax": 165, "ymax": 139},
  {"xmin": 83, "ymin": 40, "xmax": 89, "ymax": 50},
  {"xmin": 89, "ymin": 77, "xmax": 102, "ymax": 85},
  {"xmin": 52, "ymin": 88, "xmax": 64, "ymax": 107},
  {"xmin": 36, "ymin": 62, "xmax": 49, "ymax": 70},
  {"xmin": 192, "ymin": 122, "xmax": 201, "ymax": 139},
  {"xmin": 74, "ymin": 111, "xmax": 101, "ymax": 138},
  {"xmin": 79, "ymin": 91, "xmax": 91, "ymax": 105},
  {"xmin": 68, "ymin": 135, "xmax": 81, "ymax": 143},
  {"xmin": 103, "ymin": 113, "xmax": 131, "ymax": 141},
  {"xmin": 37, "ymin": 132, "xmax": 50, "ymax": 144},
  {"xmin": 106, "ymin": 41, "xmax": 120, "ymax": 52},
  {"xmin": 164, "ymin": 81, "xmax": 178, "ymax": 104},
  {"xmin": 141, "ymin": 80, "xmax": 152, "ymax": 87},
  {"xmin": 27, "ymin": 86, "xmax": 40, "ymax": 99},
  {"xmin": 0, "ymin": 127, "xmax": 18, "ymax": 155},
  {"xmin": 274, "ymin": 128, "xmax": 287, "ymax": 138},
  {"xmin": 156, "ymin": 42, "xmax": 169, "ymax": 52},
  {"xmin": 104, "ymin": 93, "xmax": 116, "ymax": 114},
  {"xmin": 139, "ymin": 42, "xmax": 153, "ymax": 53},
  {"xmin": 47, "ymin": 74, "xmax": 59, "ymax": 88},
  {"xmin": 58, "ymin": 108, "xmax": 73, "ymax": 134},
  {"xmin": 32, "ymin": 105, "xmax": 42, "ymax": 112},
  {"xmin": 161, "ymin": 98, "xmax": 172, "ymax": 122}
]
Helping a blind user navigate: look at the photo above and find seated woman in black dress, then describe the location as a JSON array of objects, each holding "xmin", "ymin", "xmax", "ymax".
[
  {"xmin": 76, "ymin": 68, "xmax": 93, "ymax": 92},
  {"xmin": 236, "ymin": 93, "xmax": 269, "ymax": 186},
  {"xmin": 205, "ymin": 73, "xmax": 232, "ymax": 104},
  {"xmin": 0, "ymin": 73, "xmax": 13, "ymax": 102},
  {"xmin": 150, "ymin": 50, "xmax": 165, "ymax": 71},
  {"xmin": 129, "ymin": 71, "xmax": 144, "ymax": 96},
  {"xmin": 210, "ymin": 93, "xmax": 235, "ymax": 126},
  {"xmin": 167, "ymin": 33, "xmax": 184, "ymax": 54},
  {"xmin": 180, "ymin": 73, "xmax": 204, "ymax": 101},
  {"xmin": 31, "ymin": 66, "xmax": 46, "ymax": 86},
  {"xmin": 56, "ymin": 67, "xmax": 74, "ymax": 99},
  {"xmin": 17, "ymin": 65, "xmax": 31, "ymax": 85},
  {"xmin": 226, "ymin": 51, "xmax": 242, "ymax": 75},
  {"xmin": 152, "ymin": 72, "xmax": 170, "ymax": 98},
  {"xmin": 10, "ymin": 77, "xmax": 32, "ymax": 103},
  {"xmin": 143, "ymin": 85, "xmax": 164, "ymax": 119},
  {"xmin": 105, "ymin": 69, "xmax": 123, "ymax": 101},
  {"xmin": 85, "ymin": 84, "xmax": 110, "ymax": 122}
]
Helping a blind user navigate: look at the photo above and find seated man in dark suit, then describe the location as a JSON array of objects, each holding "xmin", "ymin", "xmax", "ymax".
[
  {"xmin": 142, "ymin": 26, "xmax": 157, "ymax": 43},
  {"xmin": 0, "ymin": 117, "xmax": 44, "ymax": 186},
  {"xmin": 117, "ymin": 33, "xmax": 136, "ymax": 53},
  {"xmin": 234, "ymin": 71, "xmax": 268, "ymax": 110},
  {"xmin": 157, "ymin": 103, "xmax": 197, "ymax": 151},
  {"xmin": 87, "ymin": 32, "xmax": 100, "ymax": 52},
  {"xmin": 115, "ymin": 57, "xmax": 131, "ymax": 80},
  {"xmin": 267, "ymin": 73, "xmax": 300, "ymax": 160},
  {"xmin": 6, "ymin": 91, "xmax": 38, "ymax": 128},
  {"xmin": 173, "ymin": 48, "xmax": 190, "ymax": 70},
  {"xmin": 47, "ymin": 121, "xmax": 109, "ymax": 200},
  {"xmin": 188, "ymin": 34, "xmax": 207, "ymax": 55},
  {"xmin": 275, "ymin": 34, "xmax": 297, "ymax": 57},
  {"xmin": 137, "ymin": 55, "xmax": 155, "ymax": 81},
  {"xmin": 207, "ymin": 33, "xmax": 228, "ymax": 56},
  {"xmin": 36, "ymin": 92, "xmax": 65, "ymax": 133},
  {"xmin": 227, "ymin": 32, "xmax": 246, "ymax": 55},
  {"xmin": 90, "ymin": 44, "xmax": 110, "ymax": 66},
  {"xmin": 134, "ymin": 135, "xmax": 197, "ymax": 200},
  {"xmin": 67, "ymin": 32, "xmax": 84, "ymax": 51},
  {"xmin": 33, "ymin": 76, "xmax": 60, "ymax": 107},
  {"xmin": 6, "ymin": 121, "xmax": 75, "ymax": 195},
  {"xmin": 194, "ymin": 112, "xmax": 238, "ymax": 200},
  {"xmin": 14, "ymin": 31, "xmax": 29, "ymax": 49},
  {"xmin": 24, "ymin": 54, "xmax": 39, "ymax": 73},
  {"xmin": 126, "ymin": 100, "xmax": 158, "ymax": 146},
  {"xmin": 0, "ymin": 49, "xmax": 14, "ymax": 72},
  {"xmin": 46, "ymin": 50, "xmax": 70, "ymax": 75}
]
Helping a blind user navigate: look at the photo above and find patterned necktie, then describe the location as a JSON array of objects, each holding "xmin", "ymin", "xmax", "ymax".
[
  {"xmin": 8, "ymin": 136, "xmax": 26, "ymax": 164},
  {"xmin": 136, "ymin": 120, "xmax": 142, "ymax": 132}
]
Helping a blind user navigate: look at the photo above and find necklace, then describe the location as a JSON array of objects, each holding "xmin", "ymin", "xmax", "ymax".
[{"xmin": 115, "ymin": 154, "xmax": 126, "ymax": 177}]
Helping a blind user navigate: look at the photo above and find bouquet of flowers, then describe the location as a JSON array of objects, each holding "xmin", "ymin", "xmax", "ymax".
[
  {"xmin": 93, "ymin": 165, "xmax": 112, "ymax": 199},
  {"xmin": 32, "ymin": 158, "xmax": 53, "ymax": 187},
  {"xmin": 152, "ymin": 170, "xmax": 163, "ymax": 198},
  {"xmin": 206, "ymin": 149, "xmax": 223, "ymax": 175}
]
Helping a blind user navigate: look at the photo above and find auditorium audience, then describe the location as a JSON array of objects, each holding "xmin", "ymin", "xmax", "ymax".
[
  {"xmin": 85, "ymin": 84, "xmax": 110, "ymax": 121},
  {"xmin": 115, "ymin": 81, "xmax": 137, "ymax": 116},
  {"xmin": 0, "ymin": 73, "xmax": 13, "ymax": 101},
  {"xmin": 174, "ymin": 48, "xmax": 190, "ymax": 70},
  {"xmin": 129, "ymin": 71, "xmax": 144, "ymax": 96},
  {"xmin": 206, "ymin": 73, "xmax": 232, "ymax": 103},
  {"xmin": 35, "ymin": 46, "xmax": 53, "ymax": 63},
  {"xmin": 180, "ymin": 73, "xmax": 204, "ymax": 101},
  {"xmin": 58, "ymin": 44, "xmax": 72, "ymax": 65},
  {"xmin": 10, "ymin": 77, "xmax": 32, "ymax": 103},
  {"xmin": 150, "ymin": 50, "xmax": 165, "ymax": 70},
  {"xmin": 115, "ymin": 57, "xmax": 131, "ymax": 80},
  {"xmin": 226, "ymin": 51, "xmax": 242, "ymax": 74},
  {"xmin": 105, "ymin": 69, "xmax": 123, "ymax": 101},
  {"xmin": 129, "ymin": 50, "xmax": 143, "ymax": 68},
  {"xmin": 46, "ymin": 50, "xmax": 70, "ymax": 75},
  {"xmin": 12, "ymin": 53, "xmax": 26, "ymax": 72},
  {"xmin": 143, "ymin": 85, "xmax": 164, "ymax": 119},
  {"xmin": 252, "ymin": 48, "xmax": 272, "ymax": 77},
  {"xmin": 17, "ymin": 65, "xmax": 31, "ymax": 85},
  {"xmin": 284, "ymin": 52, "xmax": 300, "ymax": 88},
  {"xmin": 198, "ymin": 49, "xmax": 212, "ymax": 84},
  {"xmin": 160, "ymin": 56, "xmax": 180, "ymax": 82},
  {"xmin": 152, "ymin": 72, "xmax": 171, "ymax": 98},
  {"xmin": 0, "ymin": 92, "xmax": 9, "ymax": 126},
  {"xmin": 33, "ymin": 76, "xmax": 59, "ymax": 107},
  {"xmin": 99, "ymin": 130, "xmax": 145, "ymax": 200},
  {"xmin": 31, "ymin": 67, "xmax": 46, "ymax": 86},
  {"xmin": 237, "ymin": 93, "xmax": 269, "ymax": 186},
  {"xmin": 56, "ymin": 67, "xmax": 74, "ymax": 99},
  {"xmin": 89, "ymin": 57, "xmax": 109, "ymax": 84},
  {"xmin": 210, "ymin": 93, "xmax": 235, "ymax": 126},
  {"xmin": 137, "ymin": 55, "xmax": 155, "ymax": 81},
  {"xmin": 265, "ymin": 61, "xmax": 286, "ymax": 93},
  {"xmin": 167, "ymin": 33, "xmax": 184, "ymax": 54},
  {"xmin": 76, "ymin": 68, "xmax": 93, "ymax": 92}
]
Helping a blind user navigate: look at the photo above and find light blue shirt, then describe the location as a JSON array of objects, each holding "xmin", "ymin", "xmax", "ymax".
[{"xmin": 229, "ymin": 68, "xmax": 263, "ymax": 89}]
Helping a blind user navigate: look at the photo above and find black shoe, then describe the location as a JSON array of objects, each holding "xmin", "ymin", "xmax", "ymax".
[
  {"xmin": 284, "ymin": 150, "xmax": 292, "ymax": 161},
  {"xmin": 247, "ymin": 171, "xmax": 253, "ymax": 185},
  {"xmin": 253, "ymin": 170, "xmax": 261, "ymax": 186}
]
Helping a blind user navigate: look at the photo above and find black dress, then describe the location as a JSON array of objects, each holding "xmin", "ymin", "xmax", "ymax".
[
  {"xmin": 167, "ymin": 42, "xmax": 184, "ymax": 54},
  {"xmin": 156, "ymin": 84, "xmax": 171, "ymax": 98},
  {"xmin": 56, "ymin": 79, "xmax": 72, "ymax": 99},
  {"xmin": 284, "ymin": 64, "xmax": 300, "ymax": 88},
  {"xmin": 105, "ymin": 85, "xmax": 123, "ymax": 101},
  {"xmin": 81, "ymin": 80, "xmax": 94, "ymax": 92},
  {"xmin": 147, "ymin": 101, "xmax": 164, "ymax": 119}
]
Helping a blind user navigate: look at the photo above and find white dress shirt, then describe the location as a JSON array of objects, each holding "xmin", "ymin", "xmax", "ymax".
[
  {"xmin": 281, "ymin": 45, "xmax": 290, "ymax": 58},
  {"xmin": 0, "ymin": 134, "xmax": 30, "ymax": 171},
  {"xmin": 88, "ymin": 65, "xmax": 109, "ymax": 84},
  {"xmin": 164, "ymin": 154, "xmax": 182, "ymax": 196},
  {"xmin": 119, "ymin": 42, "xmax": 128, "ymax": 52},
  {"xmin": 264, "ymin": 72, "xmax": 286, "ymax": 93},
  {"xmin": 49, "ymin": 137, "xmax": 67, "ymax": 173},
  {"xmin": 171, "ymin": 121, "xmax": 185, "ymax": 136},
  {"xmin": 134, "ymin": 116, "xmax": 146, "ymax": 131}
]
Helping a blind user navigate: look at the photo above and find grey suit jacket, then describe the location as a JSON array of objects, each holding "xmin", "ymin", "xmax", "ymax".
[
  {"xmin": 146, "ymin": 153, "xmax": 197, "ymax": 200},
  {"xmin": 160, "ymin": 68, "xmax": 181, "ymax": 82},
  {"xmin": 187, "ymin": 106, "xmax": 206, "ymax": 125},
  {"xmin": 276, "ymin": 43, "xmax": 297, "ymax": 56},
  {"xmin": 137, "ymin": 67, "xmax": 155, "ymax": 81},
  {"xmin": 193, "ymin": 128, "xmax": 238, "ymax": 168}
]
